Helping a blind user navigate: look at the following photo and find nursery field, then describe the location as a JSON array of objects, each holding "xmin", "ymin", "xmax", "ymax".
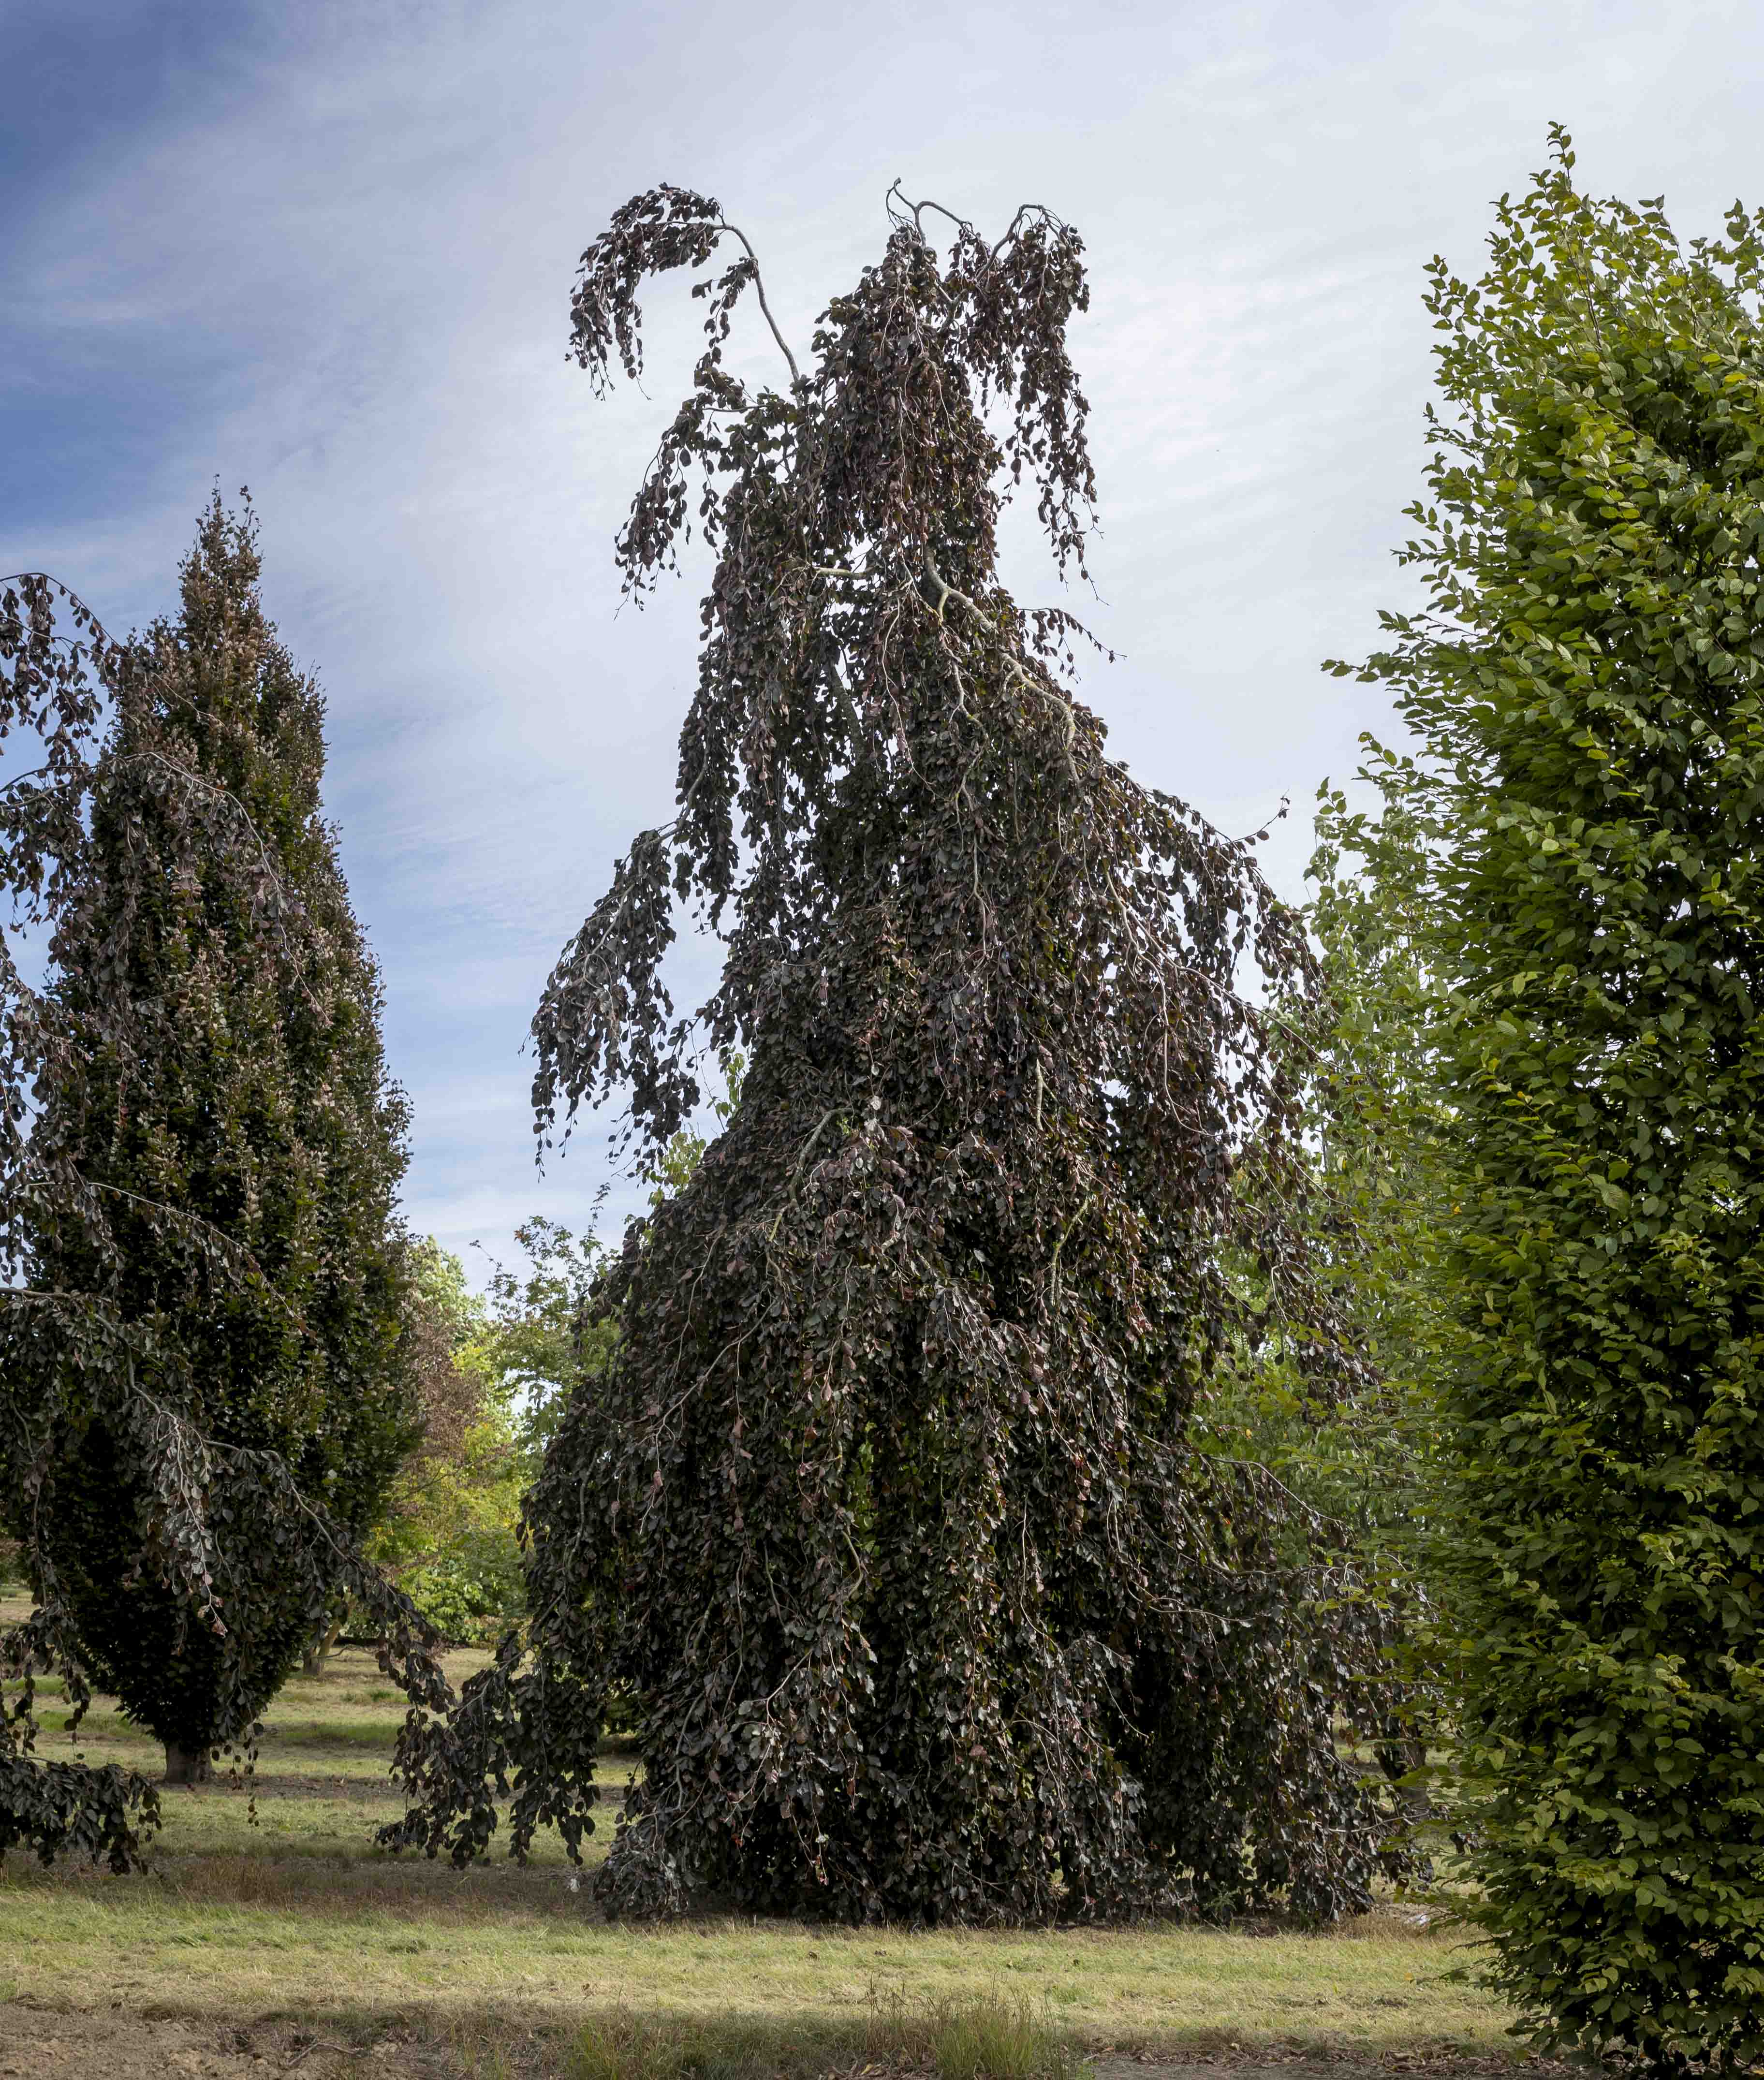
[{"xmin": 0, "ymin": 1597, "xmax": 1516, "ymax": 2080}]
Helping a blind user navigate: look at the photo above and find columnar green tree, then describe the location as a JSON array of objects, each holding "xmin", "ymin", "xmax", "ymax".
[
  {"xmin": 390, "ymin": 186, "xmax": 1402, "ymax": 1922},
  {"xmin": 4, "ymin": 500, "xmax": 438, "ymax": 1802},
  {"xmin": 1348, "ymin": 132, "xmax": 1764, "ymax": 2065}
]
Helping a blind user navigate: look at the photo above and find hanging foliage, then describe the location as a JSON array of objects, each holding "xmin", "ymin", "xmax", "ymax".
[{"xmin": 388, "ymin": 186, "xmax": 1401, "ymax": 1922}]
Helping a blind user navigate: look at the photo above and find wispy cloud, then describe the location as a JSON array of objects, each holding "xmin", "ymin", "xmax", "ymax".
[{"xmin": 8, "ymin": 0, "xmax": 1762, "ymax": 1268}]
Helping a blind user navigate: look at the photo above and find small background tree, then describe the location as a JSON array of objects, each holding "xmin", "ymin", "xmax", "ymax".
[
  {"xmin": 390, "ymin": 185, "xmax": 1404, "ymax": 1922},
  {"xmin": 366, "ymin": 1239, "xmax": 524, "ymax": 1647},
  {"xmin": 476, "ymin": 1218, "xmax": 614, "ymax": 1468},
  {"xmin": 1259, "ymin": 780, "xmax": 1466, "ymax": 1835},
  {"xmin": 1344, "ymin": 132, "xmax": 1764, "ymax": 2067},
  {"xmin": 3, "ymin": 499, "xmax": 441, "ymax": 1806}
]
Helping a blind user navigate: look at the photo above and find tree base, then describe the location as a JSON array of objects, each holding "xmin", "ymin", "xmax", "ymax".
[
  {"xmin": 162, "ymin": 1742, "xmax": 212, "ymax": 1786},
  {"xmin": 301, "ymin": 1613, "xmax": 343, "ymax": 1678}
]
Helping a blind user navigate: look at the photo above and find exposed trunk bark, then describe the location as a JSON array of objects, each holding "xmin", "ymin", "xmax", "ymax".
[
  {"xmin": 1376, "ymin": 1720, "xmax": 1434, "ymax": 1832},
  {"xmin": 163, "ymin": 1740, "xmax": 212, "ymax": 1786},
  {"xmin": 301, "ymin": 1612, "xmax": 344, "ymax": 1678}
]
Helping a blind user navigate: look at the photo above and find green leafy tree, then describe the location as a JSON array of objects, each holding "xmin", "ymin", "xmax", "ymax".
[
  {"xmin": 476, "ymin": 1219, "xmax": 613, "ymax": 1466},
  {"xmin": 367, "ymin": 1240, "xmax": 528, "ymax": 1645},
  {"xmin": 368, "ymin": 1394, "xmax": 527, "ymax": 1645},
  {"xmin": 390, "ymin": 186, "xmax": 1399, "ymax": 1922},
  {"xmin": 1286, "ymin": 787, "xmax": 1457, "ymax": 1597},
  {"xmin": 1344, "ymin": 132, "xmax": 1764, "ymax": 2065},
  {"xmin": 16, "ymin": 499, "xmax": 424, "ymax": 1785},
  {"xmin": 642, "ymin": 1052, "xmax": 745, "ymax": 1215},
  {"xmin": 1261, "ymin": 781, "xmax": 1462, "ymax": 1816},
  {"xmin": 369, "ymin": 1224, "xmax": 628, "ymax": 1646},
  {"xmin": 298, "ymin": 1242, "xmax": 485, "ymax": 1675}
]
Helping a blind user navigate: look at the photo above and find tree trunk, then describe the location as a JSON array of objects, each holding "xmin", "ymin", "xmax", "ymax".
[
  {"xmin": 301, "ymin": 1612, "xmax": 343, "ymax": 1678},
  {"xmin": 163, "ymin": 1740, "xmax": 212, "ymax": 1786}
]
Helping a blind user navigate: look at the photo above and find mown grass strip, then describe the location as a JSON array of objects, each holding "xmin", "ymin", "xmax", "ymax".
[
  {"xmin": 0, "ymin": 1872, "xmax": 1502, "ymax": 2056},
  {"xmin": 1, "ymin": 1608, "xmax": 1513, "ymax": 2065}
]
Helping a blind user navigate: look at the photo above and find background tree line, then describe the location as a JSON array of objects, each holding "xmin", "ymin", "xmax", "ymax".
[{"xmin": 358, "ymin": 1220, "xmax": 610, "ymax": 1655}]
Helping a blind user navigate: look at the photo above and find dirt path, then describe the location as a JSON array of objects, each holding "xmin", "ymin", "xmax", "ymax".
[{"xmin": 0, "ymin": 2005, "xmax": 1529, "ymax": 2080}]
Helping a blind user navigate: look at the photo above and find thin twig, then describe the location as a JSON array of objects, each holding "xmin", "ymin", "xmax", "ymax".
[{"xmin": 716, "ymin": 220, "xmax": 801, "ymax": 387}]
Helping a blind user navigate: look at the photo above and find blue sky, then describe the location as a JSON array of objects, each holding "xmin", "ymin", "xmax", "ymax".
[{"xmin": 7, "ymin": 0, "xmax": 1763, "ymax": 1273}]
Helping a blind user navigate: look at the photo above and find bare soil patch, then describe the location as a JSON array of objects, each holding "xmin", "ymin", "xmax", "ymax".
[{"xmin": 0, "ymin": 2002, "xmax": 469, "ymax": 2079}]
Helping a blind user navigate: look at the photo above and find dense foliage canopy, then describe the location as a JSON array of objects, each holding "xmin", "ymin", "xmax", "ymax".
[
  {"xmin": 1345, "ymin": 132, "xmax": 1764, "ymax": 2065},
  {"xmin": 390, "ymin": 186, "xmax": 1404, "ymax": 1923},
  {"xmin": 0, "ymin": 505, "xmax": 450, "ymax": 1857}
]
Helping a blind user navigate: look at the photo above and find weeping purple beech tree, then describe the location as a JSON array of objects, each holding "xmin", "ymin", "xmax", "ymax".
[{"xmin": 390, "ymin": 186, "xmax": 1399, "ymax": 1921}]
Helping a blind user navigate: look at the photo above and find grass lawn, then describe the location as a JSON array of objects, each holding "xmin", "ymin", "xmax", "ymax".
[{"xmin": 0, "ymin": 1595, "xmax": 1516, "ymax": 2077}]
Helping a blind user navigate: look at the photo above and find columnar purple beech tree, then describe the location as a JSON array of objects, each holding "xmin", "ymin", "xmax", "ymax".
[
  {"xmin": 389, "ymin": 187, "xmax": 1399, "ymax": 1921},
  {"xmin": 0, "ymin": 509, "xmax": 451, "ymax": 1866},
  {"xmin": 26, "ymin": 504, "xmax": 430, "ymax": 1786}
]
